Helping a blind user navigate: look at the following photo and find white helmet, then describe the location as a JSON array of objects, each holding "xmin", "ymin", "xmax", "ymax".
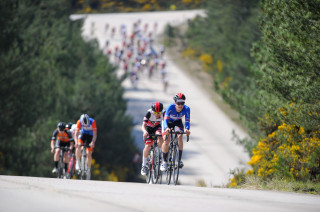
[{"xmin": 80, "ymin": 114, "xmax": 90, "ymax": 127}]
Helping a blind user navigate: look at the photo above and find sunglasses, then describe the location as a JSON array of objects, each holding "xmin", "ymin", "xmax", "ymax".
[
  {"xmin": 153, "ymin": 112, "xmax": 162, "ymax": 115},
  {"xmin": 176, "ymin": 102, "xmax": 185, "ymax": 106}
]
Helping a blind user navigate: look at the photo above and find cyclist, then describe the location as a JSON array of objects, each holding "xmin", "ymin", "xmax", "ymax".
[
  {"xmin": 65, "ymin": 122, "xmax": 73, "ymax": 131},
  {"xmin": 51, "ymin": 122, "xmax": 74, "ymax": 174},
  {"xmin": 74, "ymin": 114, "xmax": 97, "ymax": 180},
  {"xmin": 160, "ymin": 93, "xmax": 191, "ymax": 172},
  {"xmin": 141, "ymin": 102, "xmax": 165, "ymax": 176}
]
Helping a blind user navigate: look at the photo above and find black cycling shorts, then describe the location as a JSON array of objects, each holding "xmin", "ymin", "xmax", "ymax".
[
  {"xmin": 145, "ymin": 126, "xmax": 161, "ymax": 144},
  {"xmin": 78, "ymin": 133, "xmax": 93, "ymax": 147},
  {"xmin": 55, "ymin": 140, "xmax": 70, "ymax": 149},
  {"xmin": 166, "ymin": 119, "xmax": 184, "ymax": 132}
]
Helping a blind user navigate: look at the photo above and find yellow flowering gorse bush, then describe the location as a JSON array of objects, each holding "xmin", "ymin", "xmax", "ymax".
[{"xmin": 247, "ymin": 103, "xmax": 320, "ymax": 181}]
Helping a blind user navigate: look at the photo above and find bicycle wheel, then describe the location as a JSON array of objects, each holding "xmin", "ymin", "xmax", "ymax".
[
  {"xmin": 166, "ymin": 148, "xmax": 172, "ymax": 185},
  {"xmin": 66, "ymin": 157, "xmax": 74, "ymax": 179},
  {"xmin": 145, "ymin": 150, "xmax": 153, "ymax": 184},
  {"xmin": 172, "ymin": 143, "xmax": 180, "ymax": 185},
  {"xmin": 151, "ymin": 147, "xmax": 160, "ymax": 184},
  {"xmin": 80, "ymin": 152, "xmax": 86, "ymax": 180},
  {"xmin": 57, "ymin": 151, "xmax": 64, "ymax": 178}
]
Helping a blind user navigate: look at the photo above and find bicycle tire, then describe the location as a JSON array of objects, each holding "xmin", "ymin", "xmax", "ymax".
[
  {"xmin": 166, "ymin": 148, "xmax": 172, "ymax": 185},
  {"xmin": 145, "ymin": 150, "xmax": 152, "ymax": 184},
  {"xmin": 57, "ymin": 150, "xmax": 64, "ymax": 178},
  {"xmin": 172, "ymin": 143, "xmax": 180, "ymax": 185},
  {"xmin": 151, "ymin": 147, "xmax": 160, "ymax": 184},
  {"xmin": 80, "ymin": 149, "xmax": 87, "ymax": 180},
  {"xmin": 66, "ymin": 158, "xmax": 74, "ymax": 179}
]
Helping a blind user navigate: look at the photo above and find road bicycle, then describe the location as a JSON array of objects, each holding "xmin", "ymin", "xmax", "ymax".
[
  {"xmin": 66, "ymin": 148, "xmax": 76, "ymax": 179},
  {"xmin": 78, "ymin": 144, "xmax": 90, "ymax": 180},
  {"xmin": 55, "ymin": 146, "xmax": 70, "ymax": 179},
  {"xmin": 165, "ymin": 129, "xmax": 189, "ymax": 185},
  {"xmin": 145, "ymin": 134, "xmax": 162, "ymax": 184}
]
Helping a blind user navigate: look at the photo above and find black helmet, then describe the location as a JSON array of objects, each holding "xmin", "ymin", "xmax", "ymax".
[
  {"xmin": 57, "ymin": 122, "xmax": 66, "ymax": 131},
  {"xmin": 173, "ymin": 93, "xmax": 186, "ymax": 102},
  {"xmin": 65, "ymin": 122, "xmax": 73, "ymax": 130},
  {"xmin": 151, "ymin": 102, "xmax": 163, "ymax": 113}
]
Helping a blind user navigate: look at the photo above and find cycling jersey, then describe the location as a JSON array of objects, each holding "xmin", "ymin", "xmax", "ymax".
[
  {"xmin": 52, "ymin": 129, "xmax": 74, "ymax": 143},
  {"xmin": 75, "ymin": 118, "xmax": 97, "ymax": 136},
  {"xmin": 163, "ymin": 103, "xmax": 190, "ymax": 130},
  {"xmin": 143, "ymin": 109, "xmax": 165, "ymax": 128}
]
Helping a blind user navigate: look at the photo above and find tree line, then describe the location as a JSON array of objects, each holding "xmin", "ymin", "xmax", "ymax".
[
  {"xmin": 181, "ymin": 0, "xmax": 320, "ymax": 183},
  {"xmin": 0, "ymin": 0, "xmax": 138, "ymax": 181}
]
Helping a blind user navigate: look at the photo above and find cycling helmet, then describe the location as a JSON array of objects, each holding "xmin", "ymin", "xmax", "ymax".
[
  {"xmin": 151, "ymin": 102, "xmax": 163, "ymax": 113},
  {"xmin": 80, "ymin": 114, "xmax": 90, "ymax": 127},
  {"xmin": 65, "ymin": 122, "xmax": 73, "ymax": 130},
  {"xmin": 173, "ymin": 93, "xmax": 186, "ymax": 102},
  {"xmin": 57, "ymin": 122, "xmax": 66, "ymax": 131}
]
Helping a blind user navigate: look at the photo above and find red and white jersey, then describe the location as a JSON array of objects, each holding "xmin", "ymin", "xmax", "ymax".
[{"xmin": 143, "ymin": 109, "xmax": 165, "ymax": 128}]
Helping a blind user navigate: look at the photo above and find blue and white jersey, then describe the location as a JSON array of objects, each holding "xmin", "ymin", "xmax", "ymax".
[
  {"xmin": 163, "ymin": 103, "xmax": 190, "ymax": 130},
  {"xmin": 76, "ymin": 118, "xmax": 97, "ymax": 136}
]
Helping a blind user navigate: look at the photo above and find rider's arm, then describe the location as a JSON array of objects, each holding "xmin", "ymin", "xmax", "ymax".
[
  {"xmin": 51, "ymin": 129, "xmax": 58, "ymax": 151},
  {"xmin": 74, "ymin": 120, "xmax": 81, "ymax": 144},
  {"xmin": 185, "ymin": 106, "xmax": 191, "ymax": 130},
  {"xmin": 163, "ymin": 106, "xmax": 171, "ymax": 131},
  {"xmin": 141, "ymin": 121, "xmax": 148, "ymax": 134},
  {"xmin": 91, "ymin": 120, "xmax": 97, "ymax": 144},
  {"xmin": 142, "ymin": 111, "xmax": 151, "ymax": 133}
]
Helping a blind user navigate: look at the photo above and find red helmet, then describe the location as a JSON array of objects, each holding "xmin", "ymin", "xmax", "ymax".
[
  {"xmin": 151, "ymin": 102, "xmax": 163, "ymax": 113},
  {"xmin": 173, "ymin": 93, "xmax": 186, "ymax": 102}
]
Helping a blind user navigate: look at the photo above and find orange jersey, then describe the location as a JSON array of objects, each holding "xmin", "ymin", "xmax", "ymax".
[
  {"xmin": 75, "ymin": 119, "xmax": 97, "ymax": 135},
  {"xmin": 52, "ymin": 129, "xmax": 73, "ymax": 143}
]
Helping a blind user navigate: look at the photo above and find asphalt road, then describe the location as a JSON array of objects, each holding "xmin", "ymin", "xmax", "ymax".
[
  {"xmin": 1, "ymin": 176, "xmax": 319, "ymax": 212},
  {"xmin": 2, "ymin": 10, "xmax": 320, "ymax": 212},
  {"xmin": 71, "ymin": 10, "xmax": 250, "ymax": 186}
]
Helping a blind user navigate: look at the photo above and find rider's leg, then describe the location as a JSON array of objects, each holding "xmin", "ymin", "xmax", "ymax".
[
  {"xmin": 178, "ymin": 134, "xmax": 183, "ymax": 161},
  {"xmin": 87, "ymin": 150, "xmax": 93, "ymax": 169},
  {"xmin": 75, "ymin": 139, "xmax": 84, "ymax": 170},
  {"xmin": 63, "ymin": 152, "xmax": 70, "ymax": 172},
  {"xmin": 142, "ymin": 143, "xmax": 151, "ymax": 167},
  {"xmin": 86, "ymin": 149, "xmax": 93, "ymax": 180},
  {"xmin": 53, "ymin": 148, "xmax": 60, "ymax": 162},
  {"xmin": 157, "ymin": 136, "xmax": 163, "ymax": 149},
  {"xmin": 54, "ymin": 148, "xmax": 60, "ymax": 168},
  {"xmin": 75, "ymin": 145, "xmax": 81, "ymax": 161},
  {"xmin": 161, "ymin": 134, "xmax": 170, "ymax": 161}
]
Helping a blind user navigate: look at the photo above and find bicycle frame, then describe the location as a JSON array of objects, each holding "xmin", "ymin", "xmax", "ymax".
[
  {"xmin": 165, "ymin": 129, "xmax": 189, "ymax": 185},
  {"xmin": 147, "ymin": 134, "xmax": 162, "ymax": 184},
  {"xmin": 67, "ymin": 148, "xmax": 76, "ymax": 179},
  {"xmin": 79, "ymin": 144, "xmax": 89, "ymax": 180},
  {"xmin": 55, "ymin": 146, "xmax": 69, "ymax": 179}
]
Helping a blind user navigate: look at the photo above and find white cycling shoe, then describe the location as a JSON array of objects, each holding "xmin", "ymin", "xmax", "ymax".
[
  {"xmin": 141, "ymin": 166, "xmax": 147, "ymax": 176},
  {"xmin": 52, "ymin": 167, "xmax": 58, "ymax": 174},
  {"xmin": 75, "ymin": 162, "xmax": 80, "ymax": 171},
  {"xmin": 160, "ymin": 162, "xmax": 167, "ymax": 172}
]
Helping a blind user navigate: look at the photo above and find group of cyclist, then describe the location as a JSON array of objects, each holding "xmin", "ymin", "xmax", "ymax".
[
  {"xmin": 140, "ymin": 93, "xmax": 191, "ymax": 176},
  {"xmin": 104, "ymin": 19, "xmax": 168, "ymax": 91},
  {"xmin": 50, "ymin": 114, "xmax": 97, "ymax": 180}
]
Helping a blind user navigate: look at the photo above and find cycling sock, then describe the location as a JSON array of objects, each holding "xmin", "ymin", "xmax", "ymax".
[
  {"xmin": 179, "ymin": 150, "xmax": 183, "ymax": 161},
  {"xmin": 142, "ymin": 157, "xmax": 147, "ymax": 166},
  {"xmin": 54, "ymin": 161, "xmax": 58, "ymax": 168}
]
